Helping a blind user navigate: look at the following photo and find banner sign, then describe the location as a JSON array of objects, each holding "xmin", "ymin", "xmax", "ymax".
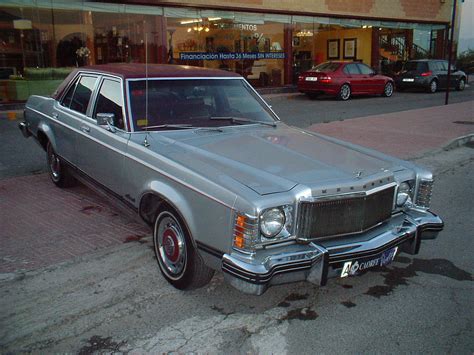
[{"xmin": 179, "ymin": 52, "xmax": 285, "ymax": 61}]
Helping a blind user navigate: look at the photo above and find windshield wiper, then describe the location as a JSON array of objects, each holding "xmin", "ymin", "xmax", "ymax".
[
  {"xmin": 209, "ymin": 116, "xmax": 277, "ymax": 127},
  {"xmin": 142, "ymin": 124, "xmax": 194, "ymax": 130},
  {"xmin": 141, "ymin": 124, "xmax": 223, "ymax": 132}
]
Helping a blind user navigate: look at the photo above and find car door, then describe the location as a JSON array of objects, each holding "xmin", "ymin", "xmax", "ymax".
[
  {"xmin": 343, "ymin": 63, "xmax": 364, "ymax": 93},
  {"xmin": 74, "ymin": 76, "xmax": 130, "ymax": 196},
  {"xmin": 433, "ymin": 61, "xmax": 447, "ymax": 88},
  {"xmin": 357, "ymin": 63, "xmax": 383, "ymax": 94},
  {"xmin": 49, "ymin": 74, "xmax": 86, "ymax": 164}
]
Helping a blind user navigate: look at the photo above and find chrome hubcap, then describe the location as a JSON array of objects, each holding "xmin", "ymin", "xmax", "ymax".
[
  {"xmin": 341, "ymin": 85, "xmax": 350, "ymax": 100},
  {"xmin": 49, "ymin": 150, "xmax": 60, "ymax": 180},
  {"xmin": 385, "ymin": 83, "xmax": 393, "ymax": 96},
  {"xmin": 431, "ymin": 81, "xmax": 437, "ymax": 92},
  {"xmin": 459, "ymin": 80, "xmax": 465, "ymax": 90},
  {"xmin": 156, "ymin": 214, "xmax": 186, "ymax": 278}
]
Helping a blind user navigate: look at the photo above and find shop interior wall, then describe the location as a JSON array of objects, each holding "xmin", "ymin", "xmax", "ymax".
[{"xmin": 313, "ymin": 27, "xmax": 373, "ymax": 64}]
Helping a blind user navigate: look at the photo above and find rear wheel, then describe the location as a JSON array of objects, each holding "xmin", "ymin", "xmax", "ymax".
[
  {"xmin": 153, "ymin": 209, "xmax": 214, "ymax": 290},
  {"xmin": 338, "ymin": 84, "xmax": 351, "ymax": 101},
  {"xmin": 456, "ymin": 78, "xmax": 465, "ymax": 91},
  {"xmin": 46, "ymin": 142, "xmax": 76, "ymax": 188},
  {"xmin": 427, "ymin": 80, "xmax": 438, "ymax": 93},
  {"xmin": 383, "ymin": 82, "xmax": 394, "ymax": 97}
]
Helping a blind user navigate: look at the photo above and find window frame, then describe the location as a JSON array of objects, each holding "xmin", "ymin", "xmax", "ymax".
[
  {"xmin": 343, "ymin": 63, "xmax": 361, "ymax": 75},
  {"xmin": 125, "ymin": 76, "xmax": 279, "ymax": 133},
  {"xmin": 356, "ymin": 63, "xmax": 374, "ymax": 75},
  {"xmin": 92, "ymin": 76, "xmax": 127, "ymax": 131},
  {"xmin": 58, "ymin": 72, "xmax": 99, "ymax": 117}
]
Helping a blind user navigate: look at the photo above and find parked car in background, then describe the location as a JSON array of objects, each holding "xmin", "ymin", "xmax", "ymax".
[
  {"xmin": 297, "ymin": 61, "xmax": 395, "ymax": 100},
  {"xmin": 19, "ymin": 64, "xmax": 443, "ymax": 295},
  {"xmin": 394, "ymin": 59, "xmax": 467, "ymax": 93}
]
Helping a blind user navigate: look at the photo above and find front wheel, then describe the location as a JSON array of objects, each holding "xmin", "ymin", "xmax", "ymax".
[
  {"xmin": 46, "ymin": 142, "xmax": 76, "ymax": 188},
  {"xmin": 427, "ymin": 80, "xmax": 438, "ymax": 93},
  {"xmin": 338, "ymin": 84, "xmax": 351, "ymax": 101},
  {"xmin": 153, "ymin": 209, "xmax": 214, "ymax": 290},
  {"xmin": 456, "ymin": 78, "xmax": 465, "ymax": 91},
  {"xmin": 383, "ymin": 82, "xmax": 394, "ymax": 97}
]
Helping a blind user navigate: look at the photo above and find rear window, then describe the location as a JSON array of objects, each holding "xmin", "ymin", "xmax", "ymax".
[
  {"xmin": 310, "ymin": 62, "xmax": 341, "ymax": 72},
  {"xmin": 403, "ymin": 62, "xmax": 428, "ymax": 72}
]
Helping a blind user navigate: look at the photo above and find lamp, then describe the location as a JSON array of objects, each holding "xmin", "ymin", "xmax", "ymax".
[
  {"xmin": 271, "ymin": 42, "xmax": 282, "ymax": 51},
  {"xmin": 13, "ymin": 19, "xmax": 32, "ymax": 30}
]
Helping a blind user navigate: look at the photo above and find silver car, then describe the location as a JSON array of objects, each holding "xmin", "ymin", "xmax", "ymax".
[{"xmin": 19, "ymin": 64, "xmax": 443, "ymax": 295}]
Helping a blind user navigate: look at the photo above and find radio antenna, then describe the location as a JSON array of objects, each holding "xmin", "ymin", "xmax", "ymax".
[
  {"xmin": 145, "ymin": 32, "xmax": 149, "ymax": 128},
  {"xmin": 143, "ymin": 31, "xmax": 150, "ymax": 147}
]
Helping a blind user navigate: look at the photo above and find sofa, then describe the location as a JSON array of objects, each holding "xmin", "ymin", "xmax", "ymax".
[{"xmin": 3, "ymin": 67, "xmax": 74, "ymax": 102}]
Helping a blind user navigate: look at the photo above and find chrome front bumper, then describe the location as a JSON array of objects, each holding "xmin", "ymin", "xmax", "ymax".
[
  {"xmin": 222, "ymin": 209, "xmax": 443, "ymax": 295},
  {"xmin": 18, "ymin": 121, "xmax": 32, "ymax": 138}
]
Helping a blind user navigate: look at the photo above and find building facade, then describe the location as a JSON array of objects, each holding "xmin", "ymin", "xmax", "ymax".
[{"xmin": 0, "ymin": 0, "xmax": 455, "ymax": 102}]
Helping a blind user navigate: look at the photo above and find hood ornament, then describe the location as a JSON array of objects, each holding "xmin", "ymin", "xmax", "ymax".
[{"xmin": 354, "ymin": 170, "xmax": 363, "ymax": 179}]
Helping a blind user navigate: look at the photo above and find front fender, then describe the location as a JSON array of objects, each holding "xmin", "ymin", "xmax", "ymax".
[{"xmin": 140, "ymin": 180, "xmax": 198, "ymax": 244}]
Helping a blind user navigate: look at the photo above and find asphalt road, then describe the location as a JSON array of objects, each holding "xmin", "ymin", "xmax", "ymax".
[
  {"xmin": 266, "ymin": 84, "xmax": 474, "ymax": 127},
  {"xmin": 1, "ymin": 146, "xmax": 472, "ymax": 353}
]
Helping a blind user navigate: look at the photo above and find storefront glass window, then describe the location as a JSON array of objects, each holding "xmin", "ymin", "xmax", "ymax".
[{"xmin": 0, "ymin": 1, "xmax": 447, "ymax": 103}]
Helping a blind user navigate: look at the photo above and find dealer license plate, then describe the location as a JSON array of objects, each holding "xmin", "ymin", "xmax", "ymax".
[
  {"xmin": 403, "ymin": 78, "xmax": 415, "ymax": 82},
  {"xmin": 305, "ymin": 77, "xmax": 318, "ymax": 81},
  {"xmin": 340, "ymin": 247, "xmax": 398, "ymax": 278}
]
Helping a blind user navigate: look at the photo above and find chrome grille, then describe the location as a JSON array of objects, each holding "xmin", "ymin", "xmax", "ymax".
[{"xmin": 297, "ymin": 186, "xmax": 395, "ymax": 240}]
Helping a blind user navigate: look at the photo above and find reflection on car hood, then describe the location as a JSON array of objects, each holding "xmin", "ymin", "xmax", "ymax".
[{"xmin": 148, "ymin": 125, "xmax": 398, "ymax": 195}]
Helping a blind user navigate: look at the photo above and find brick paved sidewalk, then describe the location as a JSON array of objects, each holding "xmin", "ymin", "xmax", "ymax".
[
  {"xmin": 0, "ymin": 174, "xmax": 149, "ymax": 274},
  {"xmin": 307, "ymin": 100, "xmax": 474, "ymax": 159}
]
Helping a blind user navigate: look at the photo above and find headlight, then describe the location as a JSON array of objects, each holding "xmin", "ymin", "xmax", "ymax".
[
  {"xmin": 260, "ymin": 208, "xmax": 285, "ymax": 238},
  {"xmin": 396, "ymin": 181, "xmax": 413, "ymax": 207}
]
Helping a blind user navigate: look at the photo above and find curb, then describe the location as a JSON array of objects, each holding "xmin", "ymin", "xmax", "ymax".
[
  {"xmin": 408, "ymin": 133, "xmax": 474, "ymax": 161},
  {"xmin": 442, "ymin": 133, "xmax": 474, "ymax": 151}
]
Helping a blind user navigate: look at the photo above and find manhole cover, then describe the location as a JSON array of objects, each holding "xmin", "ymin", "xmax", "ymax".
[{"xmin": 453, "ymin": 121, "xmax": 474, "ymax": 125}]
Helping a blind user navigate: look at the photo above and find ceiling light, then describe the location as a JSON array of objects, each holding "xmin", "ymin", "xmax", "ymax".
[{"xmin": 180, "ymin": 19, "xmax": 202, "ymax": 25}]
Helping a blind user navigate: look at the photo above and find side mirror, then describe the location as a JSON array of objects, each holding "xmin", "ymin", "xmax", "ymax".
[
  {"xmin": 371, "ymin": 69, "xmax": 378, "ymax": 75},
  {"xmin": 96, "ymin": 113, "xmax": 116, "ymax": 132}
]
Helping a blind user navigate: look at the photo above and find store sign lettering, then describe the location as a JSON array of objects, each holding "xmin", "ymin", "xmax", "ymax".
[
  {"xmin": 233, "ymin": 23, "xmax": 257, "ymax": 31},
  {"xmin": 179, "ymin": 52, "xmax": 285, "ymax": 61}
]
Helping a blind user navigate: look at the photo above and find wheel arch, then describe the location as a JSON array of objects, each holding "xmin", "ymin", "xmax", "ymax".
[
  {"xmin": 138, "ymin": 186, "xmax": 198, "ymax": 249},
  {"xmin": 37, "ymin": 122, "xmax": 57, "ymax": 152}
]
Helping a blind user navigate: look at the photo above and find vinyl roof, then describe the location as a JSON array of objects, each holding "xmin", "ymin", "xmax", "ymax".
[{"xmin": 80, "ymin": 63, "xmax": 242, "ymax": 79}]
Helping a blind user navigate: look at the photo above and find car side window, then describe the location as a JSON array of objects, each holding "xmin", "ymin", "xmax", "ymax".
[
  {"xmin": 61, "ymin": 78, "xmax": 78, "ymax": 108},
  {"xmin": 93, "ymin": 79, "xmax": 124, "ymax": 130},
  {"xmin": 70, "ymin": 75, "xmax": 98, "ymax": 115},
  {"xmin": 357, "ymin": 63, "xmax": 373, "ymax": 75},
  {"xmin": 344, "ymin": 64, "xmax": 361, "ymax": 75}
]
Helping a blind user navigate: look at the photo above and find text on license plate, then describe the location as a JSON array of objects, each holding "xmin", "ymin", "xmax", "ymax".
[
  {"xmin": 340, "ymin": 247, "xmax": 398, "ymax": 278},
  {"xmin": 305, "ymin": 77, "xmax": 318, "ymax": 81},
  {"xmin": 403, "ymin": 78, "xmax": 415, "ymax": 82}
]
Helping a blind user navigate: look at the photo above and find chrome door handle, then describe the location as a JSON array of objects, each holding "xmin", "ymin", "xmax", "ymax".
[
  {"xmin": 80, "ymin": 126, "xmax": 90, "ymax": 133},
  {"xmin": 52, "ymin": 112, "xmax": 58, "ymax": 119}
]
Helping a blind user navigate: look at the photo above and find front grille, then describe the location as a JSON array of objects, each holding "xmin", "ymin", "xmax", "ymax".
[{"xmin": 297, "ymin": 186, "xmax": 395, "ymax": 240}]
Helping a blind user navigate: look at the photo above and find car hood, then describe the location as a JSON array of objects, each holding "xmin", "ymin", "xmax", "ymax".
[{"xmin": 148, "ymin": 124, "xmax": 399, "ymax": 195}]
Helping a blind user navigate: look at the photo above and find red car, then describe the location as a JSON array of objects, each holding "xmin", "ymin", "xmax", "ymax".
[{"xmin": 297, "ymin": 61, "xmax": 394, "ymax": 100}]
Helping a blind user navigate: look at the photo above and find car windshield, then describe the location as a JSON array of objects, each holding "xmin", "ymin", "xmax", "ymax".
[
  {"xmin": 403, "ymin": 61, "xmax": 428, "ymax": 72},
  {"xmin": 310, "ymin": 62, "xmax": 341, "ymax": 72},
  {"xmin": 128, "ymin": 78, "xmax": 277, "ymax": 131}
]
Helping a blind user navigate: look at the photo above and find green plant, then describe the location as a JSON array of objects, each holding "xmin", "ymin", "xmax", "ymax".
[{"xmin": 456, "ymin": 49, "xmax": 474, "ymax": 74}]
